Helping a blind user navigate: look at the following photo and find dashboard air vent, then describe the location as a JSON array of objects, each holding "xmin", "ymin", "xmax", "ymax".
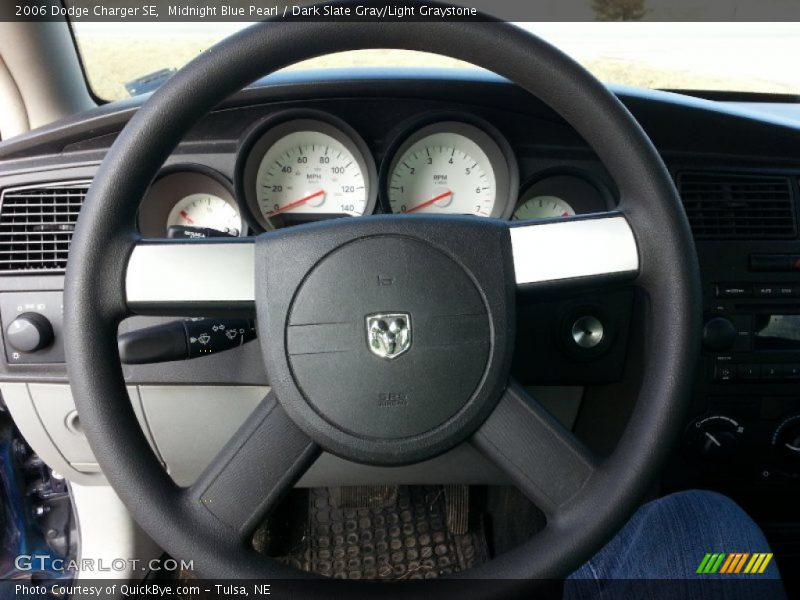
[
  {"xmin": 0, "ymin": 181, "xmax": 90, "ymax": 273},
  {"xmin": 677, "ymin": 172, "xmax": 796, "ymax": 240}
]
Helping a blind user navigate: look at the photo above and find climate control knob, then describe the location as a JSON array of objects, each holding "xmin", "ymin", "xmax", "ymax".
[
  {"xmin": 6, "ymin": 313, "xmax": 54, "ymax": 353},
  {"xmin": 702, "ymin": 317, "xmax": 737, "ymax": 352},
  {"xmin": 689, "ymin": 415, "xmax": 744, "ymax": 460},
  {"xmin": 773, "ymin": 416, "xmax": 800, "ymax": 463}
]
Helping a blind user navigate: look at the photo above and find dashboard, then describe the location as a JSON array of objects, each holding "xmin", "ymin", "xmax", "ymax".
[
  {"xmin": 2, "ymin": 71, "xmax": 800, "ymax": 556},
  {"xmin": 135, "ymin": 105, "xmax": 612, "ymax": 239}
]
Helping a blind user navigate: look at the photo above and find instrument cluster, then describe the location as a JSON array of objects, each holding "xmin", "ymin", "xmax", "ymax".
[{"xmin": 138, "ymin": 109, "xmax": 613, "ymax": 238}]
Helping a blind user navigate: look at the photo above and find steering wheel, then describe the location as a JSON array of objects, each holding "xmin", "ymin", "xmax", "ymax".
[{"xmin": 63, "ymin": 15, "xmax": 700, "ymax": 589}]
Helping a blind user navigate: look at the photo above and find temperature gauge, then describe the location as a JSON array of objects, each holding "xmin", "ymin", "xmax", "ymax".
[
  {"xmin": 513, "ymin": 172, "xmax": 611, "ymax": 221},
  {"xmin": 513, "ymin": 194, "xmax": 576, "ymax": 220}
]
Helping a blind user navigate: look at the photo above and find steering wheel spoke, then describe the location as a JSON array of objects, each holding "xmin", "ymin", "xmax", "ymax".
[
  {"xmin": 187, "ymin": 392, "xmax": 319, "ymax": 542},
  {"xmin": 511, "ymin": 212, "xmax": 639, "ymax": 293},
  {"xmin": 472, "ymin": 382, "xmax": 597, "ymax": 517},
  {"xmin": 124, "ymin": 238, "xmax": 256, "ymax": 316}
]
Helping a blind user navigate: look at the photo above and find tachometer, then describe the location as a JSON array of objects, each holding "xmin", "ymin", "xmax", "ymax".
[
  {"xmin": 385, "ymin": 121, "xmax": 516, "ymax": 218},
  {"xmin": 238, "ymin": 115, "xmax": 377, "ymax": 230}
]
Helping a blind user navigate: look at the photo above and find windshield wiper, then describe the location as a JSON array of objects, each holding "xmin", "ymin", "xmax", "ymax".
[{"xmin": 124, "ymin": 68, "xmax": 176, "ymax": 97}]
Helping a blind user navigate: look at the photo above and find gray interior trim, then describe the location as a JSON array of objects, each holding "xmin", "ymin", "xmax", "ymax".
[
  {"xmin": 138, "ymin": 385, "xmax": 265, "ymax": 487},
  {"xmin": 3, "ymin": 381, "xmax": 579, "ymax": 488},
  {"xmin": 0, "ymin": 54, "xmax": 29, "ymax": 138},
  {"xmin": 0, "ymin": 20, "xmax": 94, "ymax": 134},
  {"xmin": 0, "ymin": 382, "xmax": 99, "ymax": 481},
  {"xmin": 70, "ymin": 482, "xmax": 161, "ymax": 582},
  {"xmin": 0, "ymin": 382, "xmax": 153, "ymax": 485},
  {"xmin": 510, "ymin": 214, "xmax": 639, "ymax": 284}
]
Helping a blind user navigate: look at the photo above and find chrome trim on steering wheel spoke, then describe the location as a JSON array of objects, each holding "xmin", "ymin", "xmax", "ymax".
[
  {"xmin": 125, "ymin": 240, "xmax": 255, "ymax": 312},
  {"xmin": 510, "ymin": 214, "xmax": 639, "ymax": 285}
]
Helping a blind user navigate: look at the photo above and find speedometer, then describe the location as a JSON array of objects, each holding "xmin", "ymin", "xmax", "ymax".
[
  {"xmin": 238, "ymin": 114, "xmax": 377, "ymax": 230},
  {"xmin": 385, "ymin": 120, "xmax": 517, "ymax": 218}
]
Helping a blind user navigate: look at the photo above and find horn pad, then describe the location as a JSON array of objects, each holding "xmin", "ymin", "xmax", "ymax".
[
  {"xmin": 287, "ymin": 235, "xmax": 489, "ymax": 438},
  {"xmin": 255, "ymin": 216, "xmax": 515, "ymax": 465}
]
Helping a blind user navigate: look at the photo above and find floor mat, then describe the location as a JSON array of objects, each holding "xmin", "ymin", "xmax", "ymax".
[{"xmin": 281, "ymin": 485, "xmax": 489, "ymax": 579}]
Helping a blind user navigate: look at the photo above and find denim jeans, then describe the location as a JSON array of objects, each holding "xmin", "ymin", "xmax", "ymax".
[{"xmin": 566, "ymin": 490, "xmax": 787, "ymax": 599}]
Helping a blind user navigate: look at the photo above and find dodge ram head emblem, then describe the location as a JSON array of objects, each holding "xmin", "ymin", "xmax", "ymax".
[{"xmin": 366, "ymin": 313, "xmax": 412, "ymax": 359}]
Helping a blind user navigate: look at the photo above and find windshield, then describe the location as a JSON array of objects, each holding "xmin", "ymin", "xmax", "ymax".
[{"xmin": 70, "ymin": 22, "xmax": 800, "ymax": 101}]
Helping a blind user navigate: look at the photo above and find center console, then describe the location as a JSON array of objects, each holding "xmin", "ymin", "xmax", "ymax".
[{"xmin": 668, "ymin": 240, "xmax": 800, "ymax": 518}]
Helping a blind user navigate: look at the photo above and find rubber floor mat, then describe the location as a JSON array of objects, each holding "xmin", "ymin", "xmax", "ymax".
[{"xmin": 282, "ymin": 485, "xmax": 489, "ymax": 579}]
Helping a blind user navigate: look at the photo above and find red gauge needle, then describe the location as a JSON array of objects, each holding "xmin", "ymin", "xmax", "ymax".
[
  {"xmin": 266, "ymin": 190, "xmax": 325, "ymax": 217},
  {"xmin": 179, "ymin": 210, "xmax": 195, "ymax": 225},
  {"xmin": 405, "ymin": 190, "xmax": 453, "ymax": 213}
]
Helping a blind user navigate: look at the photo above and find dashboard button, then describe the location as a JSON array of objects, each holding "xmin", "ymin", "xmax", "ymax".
[
  {"xmin": 716, "ymin": 283, "xmax": 751, "ymax": 298},
  {"xmin": 763, "ymin": 365, "xmax": 783, "ymax": 379},
  {"xmin": 714, "ymin": 365, "xmax": 735, "ymax": 382},
  {"xmin": 737, "ymin": 364, "xmax": 760, "ymax": 380},
  {"xmin": 754, "ymin": 285, "xmax": 778, "ymax": 298},
  {"xmin": 785, "ymin": 365, "xmax": 800, "ymax": 380}
]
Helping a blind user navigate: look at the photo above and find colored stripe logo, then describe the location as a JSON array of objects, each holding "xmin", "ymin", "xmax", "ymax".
[{"xmin": 697, "ymin": 553, "xmax": 773, "ymax": 574}]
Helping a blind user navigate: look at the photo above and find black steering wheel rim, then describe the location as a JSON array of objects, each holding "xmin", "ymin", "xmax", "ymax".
[{"xmin": 64, "ymin": 16, "xmax": 700, "ymax": 589}]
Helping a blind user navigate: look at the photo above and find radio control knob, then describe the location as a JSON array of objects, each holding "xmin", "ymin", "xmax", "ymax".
[
  {"xmin": 702, "ymin": 317, "xmax": 737, "ymax": 351},
  {"xmin": 6, "ymin": 313, "xmax": 54, "ymax": 353}
]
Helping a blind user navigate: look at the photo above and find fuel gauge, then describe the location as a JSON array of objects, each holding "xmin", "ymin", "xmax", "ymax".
[
  {"xmin": 137, "ymin": 168, "xmax": 244, "ymax": 238},
  {"xmin": 166, "ymin": 193, "xmax": 241, "ymax": 236}
]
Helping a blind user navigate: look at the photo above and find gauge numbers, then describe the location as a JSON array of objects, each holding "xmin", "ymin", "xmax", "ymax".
[
  {"xmin": 513, "ymin": 195, "xmax": 576, "ymax": 220},
  {"xmin": 165, "ymin": 194, "xmax": 241, "ymax": 236},
  {"xmin": 388, "ymin": 131, "xmax": 497, "ymax": 217},
  {"xmin": 254, "ymin": 129, "xmax": 369, "ymax": 226},
  {"xmin": 513, "ymin": 173, "xmax": 610, "ymax": 221}
]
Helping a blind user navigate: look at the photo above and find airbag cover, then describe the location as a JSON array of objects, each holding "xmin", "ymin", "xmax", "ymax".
[{"xmin": 287, "ymin": 235, "xmax": 489, "ymax": 438}]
